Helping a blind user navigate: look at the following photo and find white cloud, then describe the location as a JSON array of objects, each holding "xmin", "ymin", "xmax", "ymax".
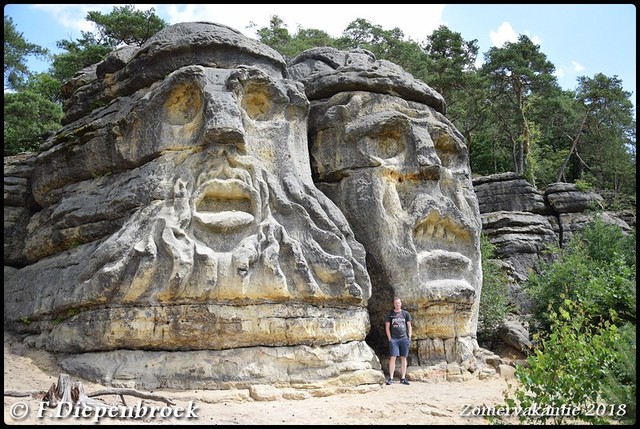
[
  {"xmin": 527, "ymin": 34, "xmax": 542, "ymax": 46},
  {"xmin": 31, "ymin": 4, "xmax": 108, "ymax": 35},
  {"xmin": 572, "ymin": 61, "xmax": 585, "ymax": 72},
  {"xmin": 489, "ymin": 22, "xmax": 518, "ymax": 48},
  {"xmin": 489, "ymin": 22, "xmax": 543, "ymax": 50},
  {"xmin": 155, "ymin": 4, "xmax": 446, "ymax": 41}
]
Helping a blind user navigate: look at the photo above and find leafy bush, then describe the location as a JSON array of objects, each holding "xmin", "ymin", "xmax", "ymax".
[
  {"xmin": 525, "ymin": 217, "xmax": 636, "ymax": 333},
  {"xmin": 574, "ymin": 177, "xmax": 594, "ymax": 192},
  {"xmin": 505, "ymin": 216, "xmax": 636, "ymax": 425},
  {"xmin": 600, "ymin": 322, "xmax": 636, "ymax": 424},
  {"xmin": 505, "ymin": 299, "xmax": 632, "ymax": 425}
]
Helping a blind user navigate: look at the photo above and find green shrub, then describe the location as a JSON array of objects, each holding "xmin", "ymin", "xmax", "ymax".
[
  {"xmin": 600, "ymin": 322, "xmax": 636, "ymax": 424},
  {"xmin": 525, "ymin": 217, "xmax": 636, "ymax": 333},
  {"xmin": 505, "ymin": 299, "xmax": 632, "ymax": 425},
  {"xmin": 574, "ymin": 177, "xmax": 594, "ymax": 192}
]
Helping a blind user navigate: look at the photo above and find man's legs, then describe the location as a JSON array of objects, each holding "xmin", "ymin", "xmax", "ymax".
[
  {"xmin": 388, "ymin": 355, "xmax": 397, "ymax": 380},
  {"xmin": 400, "ymin": 356, "xmax": 407, "ymax": 380}
]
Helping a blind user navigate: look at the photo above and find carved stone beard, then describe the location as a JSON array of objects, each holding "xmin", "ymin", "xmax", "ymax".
[{"xmin": 114, "ymin": 146, "xmax": 369, "ymax": 306}]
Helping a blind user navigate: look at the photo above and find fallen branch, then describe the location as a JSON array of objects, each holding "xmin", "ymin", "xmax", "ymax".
[
  {"xmin": 88, "ymin": 388, "xmax": 176, "ymax": 406},
  {"xmin": 4, "ymin": 390, "xmax": 45, "ymax": 397},
  {"xmin": 38, "ymin": 373, "xmax": 176, "ymax": 409}
]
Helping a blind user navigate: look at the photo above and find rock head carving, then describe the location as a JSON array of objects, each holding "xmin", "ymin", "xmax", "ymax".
[
  {"xmin": 288, "ymin": 47, "xmax": 483, "ymax": 367},
  {"xmin": 4, "ymin": 23, "xmax": 381, "ymax": 389},
  {"xmin": 5, "ymin": 24, "xmax": 485, "ymax": 389}
]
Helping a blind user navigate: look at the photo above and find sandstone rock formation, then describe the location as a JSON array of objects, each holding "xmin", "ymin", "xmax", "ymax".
[
  {"xmin": 4, "ymin": 22, "xmax": 381, "ymax": 390},
  {"xmin": 473, "ymin": 172, "xmax": 633, "ymax": 282},
  {"xmin": 7, "ymin": 21, "xmax": 632, "ymax": 391},
  {"xmin": 472, "ymin": 172, "xmax": 633, "ymax": 356},
  {"xmin": 288, "ymin": 48, "xmax": 484, "ymax": 370}
]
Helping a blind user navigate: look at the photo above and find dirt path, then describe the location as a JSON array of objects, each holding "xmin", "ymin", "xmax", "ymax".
[{"xmin": 4, "ymin": 331, "xmax": 518, "ymax": 425}]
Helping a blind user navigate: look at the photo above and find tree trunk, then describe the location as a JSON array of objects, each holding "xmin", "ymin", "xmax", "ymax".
[{"xmin": 556, "ymin": 109, "xmax": 591, "ymax": 182}]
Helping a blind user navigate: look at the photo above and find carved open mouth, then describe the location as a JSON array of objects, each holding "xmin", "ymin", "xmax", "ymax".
[
  {"xmin": 193, "ymin": 178, "xmax": 255, "ymax": 231},
  {"xmin": 413, "ymin": 210, "xmax": 476, "ymax": 300},
  {"xmin": 414, "ymin": 211, "xmax": 471, "ymax": 249}
]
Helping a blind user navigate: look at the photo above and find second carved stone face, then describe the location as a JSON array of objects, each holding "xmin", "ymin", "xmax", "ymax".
[
  {"xmin": 309, "ymin": 91, "xmax": 481, "ymax": 311},
  {"xmin": 290, "ymin": 47, "xmax": 483, "ymax": 363}
]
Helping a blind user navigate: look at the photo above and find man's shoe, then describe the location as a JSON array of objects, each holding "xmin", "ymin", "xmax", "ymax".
[
  {"xmin": 386, "ymin": 378, "xmax": 394, "ymax": 385},
  {"xmin": 400, "ymin": 378, "xmax": 410, "ymax": 385}
]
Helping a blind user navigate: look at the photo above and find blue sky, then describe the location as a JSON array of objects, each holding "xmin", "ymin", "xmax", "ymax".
[{"xmin": 4, "ymin": 4, "xmax": 636, "ymax": 112}]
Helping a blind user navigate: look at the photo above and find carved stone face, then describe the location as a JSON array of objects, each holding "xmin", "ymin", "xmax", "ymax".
[
  {"xmin": 307, "ymin": 90, "xmax": 482, "ymax": 363},
  {"xmin": 86, "ymin": 66, "xmax": 371, "ymax": 348},
  {"xmin": 6, "ymin": 64, "xmax": 371, "ymax": 355},
  {"xmin": 4, "ymin": 24, "xmax": 383, "ymax": 390}
]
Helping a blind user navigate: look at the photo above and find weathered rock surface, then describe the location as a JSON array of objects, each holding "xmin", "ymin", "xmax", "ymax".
[
  {"xmin": 472, "ymin": 173, "xmax": 634, "ymax": 352},
  {"xmin": 4, "ymin": 22, "xmax": 381, "ymax": 389},
  {"xmin": 288, "ymin": 47, "xmax": 483, "ymax": 369},
  {"xmin": 473, "ymin": 173, "xmax": 632, "ymax": 280},
  {"xmin": 473, "ymin": 172, "xmax": 548, "ymax": 215}
]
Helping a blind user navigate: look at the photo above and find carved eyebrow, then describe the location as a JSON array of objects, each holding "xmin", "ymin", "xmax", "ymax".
[
  {"xmin": 344, "ymin": 111, "xmax": 434, "ymax": 139},
  {"xmin": 344, "ymin": 112, "xmax": 406, "ymax": 139}
]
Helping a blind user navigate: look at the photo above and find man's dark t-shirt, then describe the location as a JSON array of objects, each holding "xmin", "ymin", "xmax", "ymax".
[{"xmin": 387, "ymin": 310, "xmax": 411, "ymax": 339}]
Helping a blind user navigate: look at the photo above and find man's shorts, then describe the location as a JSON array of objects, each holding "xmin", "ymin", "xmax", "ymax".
[{"xmin": 389, "ymin": 337, "xmax": 410, "ymax": 357}]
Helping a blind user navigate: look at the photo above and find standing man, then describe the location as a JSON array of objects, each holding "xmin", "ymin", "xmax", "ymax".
[{"xmin": 385, "ymin": 297, "xmax": 412, "ymax": 385}]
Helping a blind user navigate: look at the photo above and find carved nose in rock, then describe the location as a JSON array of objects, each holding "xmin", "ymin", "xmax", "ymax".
[
  {"xmin": 412, "ymin": 128, "xmax": 441, "ymax": 168},
  {"xmin": 201, "ymin": 95, "xmax": 246, "ymax": 149}
]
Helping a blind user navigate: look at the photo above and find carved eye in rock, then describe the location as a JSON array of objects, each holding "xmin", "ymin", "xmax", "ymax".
[
  {"xmin": 162, "ymin": 82, "xmax": 203, "ymax": 126},
  {"xmin": 430, "ymin": 124, "xmax": 467, "ymax": 170},
  {"xmin": 360, "ymin": 118, "xmax": 408, "ymax": 161},
  {"xmin": 239, "ymin": 81, "xmax": 277, "ymax": 121}
]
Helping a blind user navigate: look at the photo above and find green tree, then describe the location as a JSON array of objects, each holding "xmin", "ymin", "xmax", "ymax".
[
  {"xmin": 255, "ymin": 16, "xmax": 293, "ymax": 56},
  {"xmin": 481, "ymin": 35, "xmax": 558, "ymax": 181},
  {"xmin": 336, "ymin": 18, "xmax": 428, "ymax": 80},
  {"xmin": 560, "ymin": 73, "xmax": 636, "ymax": 195},
  {"xmin": 51, "ymin": 5, "xmax": 167, "ymax": 84},
  {"xmin": 4, "ymin": 15, "xmax": 49, "ymax": 90},
  {"xmin": 4, "ymin": 73, "xmax": 63, "ymax": 155},
  {"xmin": 423, "ymin": 25, "xmax": 479, "ymax": 100},
  {"xmin": 255, "ymin": 15, "xmax": 336, "ymax": 61},
  {"xmin": 4, "ymin": 5, "xmax": 167, "ymax": 155},
  {"xmin": 50, "ymin": 34, "xmax": 113, "ymax": 84},
  {"xmin": 423, "ymin": 26, "xmax": 492, "ymax": 159},
  {"xmin": 526, "ymin": 88, "xmax": 579, "ymax": 187},
  {"xmin": 86, "ymin": 5, "xmax": 167, "ymax": 46}
]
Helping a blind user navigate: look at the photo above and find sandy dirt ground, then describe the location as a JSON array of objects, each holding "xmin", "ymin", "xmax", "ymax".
[{"xmin": 4, "ymin": 330, "xmax": 520, "ymax": 425}]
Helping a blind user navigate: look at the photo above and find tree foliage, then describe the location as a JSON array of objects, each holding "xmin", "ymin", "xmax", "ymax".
[
  {"xmin": 4, "ymin": 73, "xmax": 63, "ymax": 155},
  {"xmin": 4, "ymin": 15, "xmax": 49, "ymax": 90},
  {"xmin": 50, "ymin": 5, "xmax": 167, "ymax": 84},
  {"xmin": 504, "ymin": 217, "xmax": 636, "ymax": 425},
  {"xmin": 505, "ymin": 299, "xmax": 633, "ymax": 425},
  {"xmin": 335, "ymin": 18, "xmax": 429, "ymax": 81},
  {"xmin": 525, "ymin": 217, "xmax": 636, "ymax": 333},
  {"xmin": 3, "ymin": 10, "xmax": 637, "ymax": 203},
  {"xmin": 255, "ymin": 15, "xmax": 336, "ymax": 61},
  {"xmin": 86, "ymin": 5, "xmax": 167, "ymax": 46},
  {"xmin": 480, "ymin": 35, "xmax": 558, "ymax": 181}
]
